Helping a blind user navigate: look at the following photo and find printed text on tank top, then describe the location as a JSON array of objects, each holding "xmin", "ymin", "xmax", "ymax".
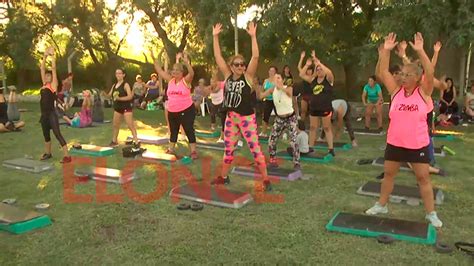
[{"xmin": 224, "ymin": 76, "xmax": 251, "ymax": 108}]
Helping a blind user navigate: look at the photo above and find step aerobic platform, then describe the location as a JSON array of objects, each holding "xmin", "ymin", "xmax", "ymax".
[
  {"xmin": 74, "ymin": 167, "xmax": 138, "ymax": 184},
  {"xmin": 276, "ymin": 150, "xmax": 333, "ymax": 163},
  {"xmin": 231, "ymin": 166, "xmax": 302, "ymax": 181},
  {"xmin": 3, "ymin": 158, "xmax": 53, "ymax": 173},
  {"xmin": 326, "ymin": 211, "xmax": 437, "ymax": 245},
  {"xmin": 169, "ymin": 183, "xmax": 252, "ymax": 209},
  {"xmin": 69, "ymin": 144, "xmax": 116, "ymax": 157},
  {"xmin": 0, "ymin": 203, "xmax": 52, "ymax": 234},
  {"xmin": 314, "ymin": 141, "xmax": 352, "ymax": 151},
  {"xmin": 356, "ymin": 181, "xmax": 444, "ymax": 205}
]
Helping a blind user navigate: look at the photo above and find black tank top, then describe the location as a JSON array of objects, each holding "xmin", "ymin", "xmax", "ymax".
[
  {"xmin": 223, "ymin": 74, "xmax": 254, "ymax": 116},
  {"xmin": 442, "ymin": 88, "xmax": 454, "ymax": 102},
  {"xmin": 309, "ymin": 76, "xmax": 333, "ymax": 112},
  {"xmin": 112, "ymin": 82, "xmax": 132, "ymax": 110},
  {"xmin": 40, "ymin": 85, "xmax": 57, "ymax": 116}
]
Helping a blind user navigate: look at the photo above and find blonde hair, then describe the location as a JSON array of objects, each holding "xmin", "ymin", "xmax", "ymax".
[{"xmin": 227, "ymin": 54, "xmax": 245, "ymax": 66}]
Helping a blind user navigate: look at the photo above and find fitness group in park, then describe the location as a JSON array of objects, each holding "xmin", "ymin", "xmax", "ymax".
[{"xmin": 8, "ymin": 22, "xmax": 473, "ymax": 229}]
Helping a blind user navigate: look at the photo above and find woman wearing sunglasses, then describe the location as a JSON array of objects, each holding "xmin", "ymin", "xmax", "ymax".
[{"xmin": 211, "ymin": 22, "xmax": 272, "ymax": 192}]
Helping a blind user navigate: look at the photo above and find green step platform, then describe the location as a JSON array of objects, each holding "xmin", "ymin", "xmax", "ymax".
[
  {"xmin": 195, "ymin": 130, "xmax": 220, "ymax": 138},
  {"xmin": 0, "ymin": 203, "xmax": 52, "ymax": 234},
  {"xmin": 314, "ymin": 141, "xmax": 352, "ymax": 151},
  {"xmin": 326, "ymin": 211, "xmax": 437, "ymax": 245},
  {"xmin": 69, "ymin": 144, "xmax": 116, "ymax": 157},
  {"xmin": 276, "ymin": 150, "xmax": 333, "ymax": 163}
]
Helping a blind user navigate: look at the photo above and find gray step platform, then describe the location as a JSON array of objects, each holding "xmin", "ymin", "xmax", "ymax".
[
  {"xmin": 231, "ymin": 166, "xmax": 302, "ymax": 181},
  {"xmin": 357, "ymin": 181, "xmax": 444, "ymax": 205},
  {"xmin": 352, "ymin": 128, "xmax": 385, "ymax": 136},
  {"xmin": 372, "ymin": 157, "xmax": 411, "ymax": 171},
  {"xmin": 169, "ymin": 183, "xmax": 253, "ymax": 209},
  {"xmin": 74, "ymin": 167, "xmax": 137, "ymax": 184},
  {"xmin": 434, "ymin": 147, "xmax": 445, "ymax": 157},
  {"xmin": 3, "ymin": 158, "xmax": 53, "ymax": 173},
  {"xmin": 127, "ymin": 135, "xmax": 168, "ymax": 145}
]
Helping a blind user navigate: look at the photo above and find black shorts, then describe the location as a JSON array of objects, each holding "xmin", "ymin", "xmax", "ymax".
[
  {"xmin": 384, "ymin": 143, "xmax": 430, "ymax": 163},
  {"xmin": 114, "ymin": 108, "xmax": 133, "ymax": 114},
  {"xmin": 143, "ymin": 93, "xmax": 159, "ymax": 102},
  {"xmin": 310, "ymin": 110, "xmax": 332, "ymax": 117}
]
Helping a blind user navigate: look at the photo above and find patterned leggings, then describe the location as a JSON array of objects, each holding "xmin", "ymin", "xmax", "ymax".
[
  {"xmin": 223, "ymin": 111, "xmax": 266, "ymax": 167},
  {"xmin": 268, "ymin": 114, "xmax": 300, "ymax": 164}
]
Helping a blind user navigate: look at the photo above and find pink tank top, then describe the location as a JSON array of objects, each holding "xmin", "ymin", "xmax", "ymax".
[
  {"xmin": 167, "ymin": 78, "xmax": 193, "ymax": 112},
  {"xmin": 387, "ymin": 87, "xmax": 430, "ymax": 149},
  {"xmin": 79, "ymin": 107, "xmax": 92, "ymax": 128}
]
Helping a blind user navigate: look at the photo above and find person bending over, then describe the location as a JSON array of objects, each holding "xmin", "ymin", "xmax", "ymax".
[{"xmin": 320, "ymin": 99, "xmax": 357, "ymax": 147}]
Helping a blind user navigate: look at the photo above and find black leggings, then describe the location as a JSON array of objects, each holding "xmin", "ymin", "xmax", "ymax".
[
  {"xmin": 208, "ymin": 101, "xmax": 226, "ymax": 129},
  {"xmin": 263, "ymin": 100, "xmax": 275, "ymax": 123},
  {"xmin": 41, "ymin": 112, "xmax": 67, "ymax": 147},
  {"xmin": 168, "ymin": 104, "xmax": 196, "ymax": 143}
]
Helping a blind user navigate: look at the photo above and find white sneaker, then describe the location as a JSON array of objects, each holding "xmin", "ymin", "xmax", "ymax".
[
  {"xmin": 216, "ymin": 138, "xmax": 224, "ymax": 143},
  {"xmin": 282, "ymin": 133, "xmax": 288, "ymax": 141},
  {"xmin": 365, "ymin": 202, "xmax": 388, "ymax": 215},
  {"xmin": 237, "ymin": 140, "xmax": 243, "ymax": 147},
  {"xmin": 425, "ymin": 211, "xmax": 443, "ymax": 228}
]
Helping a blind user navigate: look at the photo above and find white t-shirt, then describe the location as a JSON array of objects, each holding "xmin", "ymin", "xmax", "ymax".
[
  {"xmin": 331, "ymin": 99, "xmax": 348, "ymax": 120},
  {"xmin": 273, "ymin": 86, "xmax": 294, "ymax": 116},
  {"xmin": 297, "ymin": 131, "xmax": 309, "ymax": 153},
  {"xmin": 210, "ymin": 82, "xmax": 224, "ymax": 105},
  {"xmin": 466, "ymin": 92, "xmax": 474, "ymax": 110}
]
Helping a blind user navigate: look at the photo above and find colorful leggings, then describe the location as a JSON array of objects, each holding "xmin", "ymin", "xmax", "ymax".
[
  {"xmin": 268, "ymin": 114, "xmax": 300, "ymax": 164},
  {"xmin": 223, "ymin": 111, "xmax": 266, "ymax": 166}
]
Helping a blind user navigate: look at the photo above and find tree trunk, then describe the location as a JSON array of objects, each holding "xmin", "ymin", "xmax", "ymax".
[
  {"xmin": 16, "ymin": 67, "xmax": 27, "ymax": 91},
  {"xmin": 343, "ymin": 63, "xmax": 359, "ymax": 100}
]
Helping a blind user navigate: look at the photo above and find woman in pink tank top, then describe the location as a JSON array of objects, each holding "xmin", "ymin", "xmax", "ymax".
[
  {"xmin": 151, "ymin": 51, "xmax": 197, "ymax": 159},
  {"xmin": 366, "ymin": 33, "xmax": 443, "ymax": 228}
]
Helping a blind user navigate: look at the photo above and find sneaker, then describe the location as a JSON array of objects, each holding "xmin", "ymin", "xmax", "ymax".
[
  {"xmin": 268, "ymin": 157, "xmax": 278, "ymax": 168},
  {"xmin": 190, "ymin": 151, "xmax": 198, "ymax": 160},
  {"xmin": 425, "ymin": 211, "xmax": 443, "ymax": 228},
  {"xmin": 352, "ymin": 140, "xmax": 358, "ymax": 148},
  {"xmin": 293, "ymin": 163, "xmax": 301, "ymax": 171},
  {"xmin": 365, "ymin": 126, "xmax": 370, "ymax": 130},
  {"xmin": 40, "ymin": 153, "xmax": 52, "ymax": 161},
  {"xmin": 375, "ymin": 172, "xmax": 384, "ymax": 180},
  {"xmin": 260, "ymin": 180, "xmax": 272, "ymax": 192},
  {"xmin": 365, "ymin": 202, "xmax": 388, "ymax": 215},
  {"xmin": 60, "ymin": 156, "xmax": 72, "ymax": 164},
  {"xmin": 437, "ymin": 168, "xmax": 447, "ymax": 177},
  {"xmin": 108, "ymin": 141, "xmax": 119, "ymax": 147},
  {"xmin": 216, "ymin": 138, "xmax": 224, "ymax": 144},
  {"xmin": 237, "ymin": 140, "xmax": 243, "ymax": 147},
  {"xmin": 328, "ymin": 149, "xmax": 335, "ymax": 157},
  {"xmin": 258, "ymin": 132, "xmax": 267, "ymax": 137},
  {"xmin": 211, "ymin": 176, "xmax": 230, "ymax": 185},
  {"xmin": 378, "ymin": 127, "xmax": 383, "ymax": 132}
]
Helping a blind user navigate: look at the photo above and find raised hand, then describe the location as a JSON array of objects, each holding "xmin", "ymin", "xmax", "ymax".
[
  {"xmin": 409, "ymin": 32, "xmax": 424, "ymax": 52},
  {"xmin": 311, "ymin": 50, "xmax": 320, "ymax": 65},
  {"xmin": 182, "ymin": 52, "xmax": 190, "ymax": 64},
  {"xmin": 305, "ymin": 58, "xmax": 312, "ymax": 67},
  {"xmin": 300, "ymin": 51, "xmax": 306, "ymax": 59},
  {"xmin": 433, "ymin": 41, "xmax": 442, "ymax": 52},
  {"xmin": 176, "ymin": 52, "xmax": 182, "ymax": 63},
  {"xmin": 396, "ymin": 41, "xmax": 407, "ymax": 56},
  {"xmin": 213, "ymin": 23, "xmax": 223, "ymax": 36},
  {"xmin": 383, "ymin": 32, "xmax": 398, "ymax": 51},
  {"xmin": 246, "ymin": 22, "xmax": 257, "ymax": 37}
]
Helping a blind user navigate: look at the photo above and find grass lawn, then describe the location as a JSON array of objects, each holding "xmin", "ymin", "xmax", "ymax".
[{"xmin": 1, "ymin": 102, "xmax": 473, "ymax": 265}]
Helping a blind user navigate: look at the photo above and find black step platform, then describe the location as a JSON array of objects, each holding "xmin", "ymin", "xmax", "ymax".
[{"xmin": 357, "ymin": 181, "xmax": 444, "ymax": 205}]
